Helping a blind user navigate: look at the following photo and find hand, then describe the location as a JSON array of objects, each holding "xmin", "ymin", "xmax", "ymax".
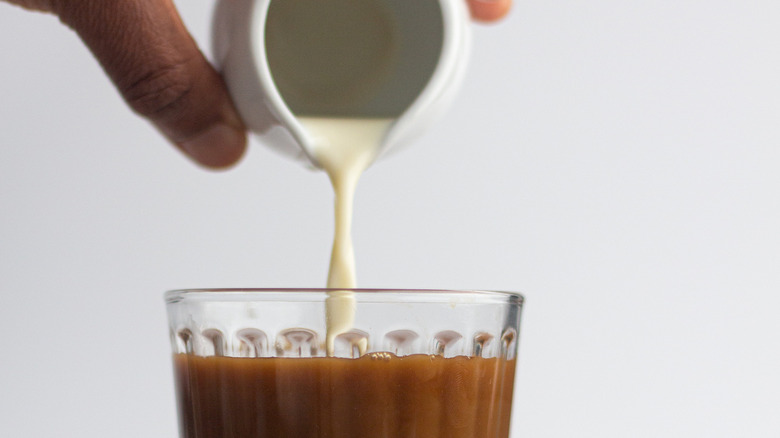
[{"xmin": 5, "ymin": 0, "xmax": 512, "ymax": 169}]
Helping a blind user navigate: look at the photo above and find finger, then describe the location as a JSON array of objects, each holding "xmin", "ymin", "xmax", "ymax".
[
  {"xmin": 467, "ymin": 0, "xmax": 512, "ymax": 23},
  {"xmin": 2, "ymin": 0, "xmax": 52, "ymax": 12},
  {"xmin": 51, "ymin": 0, "xmax": 246, "ymax": 169}
]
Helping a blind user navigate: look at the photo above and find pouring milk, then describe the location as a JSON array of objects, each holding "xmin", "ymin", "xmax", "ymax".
[
  {"xmin": 226, "ymin": 0, "xmax": 463, "ymax": 355},
  {"xmin": 303, "ymin": 117, "xmax": 393, "ymax": 355}
]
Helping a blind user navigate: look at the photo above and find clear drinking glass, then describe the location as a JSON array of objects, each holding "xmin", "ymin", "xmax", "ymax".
[{"xmin": 166, "ymin": 289, "xmax": 524, "ymax": 438}]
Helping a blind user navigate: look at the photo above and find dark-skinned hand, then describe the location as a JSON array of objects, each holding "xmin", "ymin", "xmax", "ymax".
[{"xmin": 4, "ymin": 0, "xmax": 512, "ymax": 168}]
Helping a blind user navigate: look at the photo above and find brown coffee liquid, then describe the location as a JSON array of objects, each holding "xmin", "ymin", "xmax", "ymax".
[{"xmin": 174, "ymin": 353, "xmax": 516, "ymax": 438}]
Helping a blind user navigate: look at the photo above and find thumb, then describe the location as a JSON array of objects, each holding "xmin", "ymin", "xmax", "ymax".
[
  {"xmin": 53, "ymin": 0, "xmax": 246, "ymax": 168},
  {"xmin": 467, "ymin": 0, "xmax": 512, "ymax": 22}
]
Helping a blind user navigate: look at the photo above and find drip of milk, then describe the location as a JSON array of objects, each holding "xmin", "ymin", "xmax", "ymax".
[{"xmin": 299, "ymin": 117, "xmax": 393, "ymax": 355}]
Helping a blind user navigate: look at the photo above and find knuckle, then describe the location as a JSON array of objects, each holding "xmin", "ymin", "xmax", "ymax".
[{"xmin": 122, "ymin": 62, "xmax": 194, "ymax": 119}]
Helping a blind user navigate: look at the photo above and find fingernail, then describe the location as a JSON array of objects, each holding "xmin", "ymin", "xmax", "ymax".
[{"xmin": 179, "ymin": 123, "xmax": 247, "ymax": 169}]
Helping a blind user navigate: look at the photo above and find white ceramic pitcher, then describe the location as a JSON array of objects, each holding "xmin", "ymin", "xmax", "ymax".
[{"xmin": 212, "ymin": 0, "xmax": 471, "ymax": 167}]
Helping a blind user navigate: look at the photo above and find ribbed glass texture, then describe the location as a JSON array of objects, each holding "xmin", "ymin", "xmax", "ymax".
[{"xmin": 166, "ymin": 289, "xmax": 524, "ymax": 438}]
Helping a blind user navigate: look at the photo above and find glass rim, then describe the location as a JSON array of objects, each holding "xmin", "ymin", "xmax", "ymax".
[{"xmin": 165, "ymin": 288, "xmax": 524, "ymax": 305}]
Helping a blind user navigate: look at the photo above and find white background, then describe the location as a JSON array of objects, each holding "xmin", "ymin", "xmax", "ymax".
[{"xmin": 1, "ymin": 0, "xmax": 778, "ymax": 436}]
